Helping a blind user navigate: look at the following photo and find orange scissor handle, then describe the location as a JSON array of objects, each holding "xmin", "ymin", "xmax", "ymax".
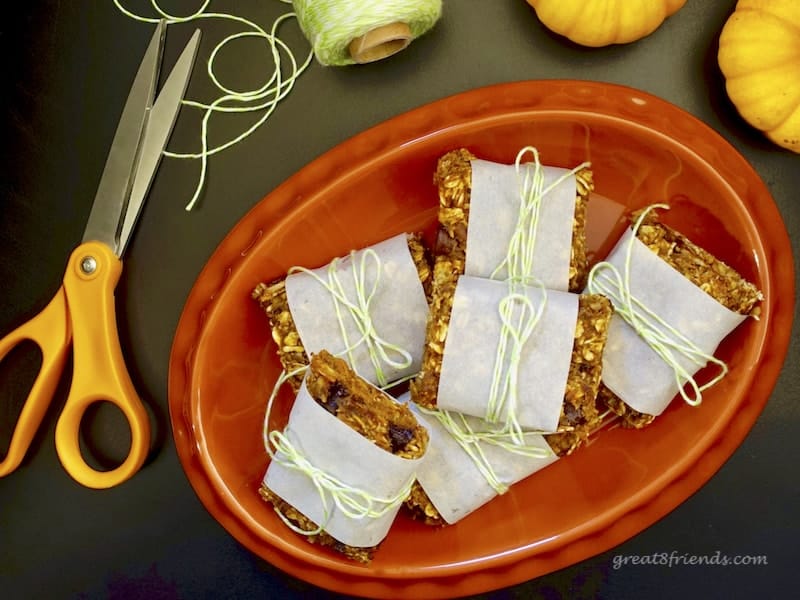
[
  {"xmin": 0, "ymin": 288, "xmax": 72, "ymax": 477},
  {"xmin": 54, "ymin": 241, "xmax": 151, "ymax": 489}
]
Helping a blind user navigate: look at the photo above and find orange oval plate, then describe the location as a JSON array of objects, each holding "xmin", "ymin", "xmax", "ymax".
[{"xmin": 168, "ymin": 80, "xmax": 794, "ymax": 598}]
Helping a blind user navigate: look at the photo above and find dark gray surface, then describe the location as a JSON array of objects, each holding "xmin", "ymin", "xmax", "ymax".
[{"xmin": 1, "ymin": 1, "xmax": 797, "ymax": 598}]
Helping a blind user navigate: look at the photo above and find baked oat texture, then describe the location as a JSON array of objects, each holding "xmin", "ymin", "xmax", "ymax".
[
  {"xmin": 260, "ymin": 350, "xmax": 428, "ymax": 563},
  {"xmin": 405, "ymin": 480, "xmax": 446, "ymax": 526},
  {"xmin": 251, "ymin": 233, "xmax": 432, "ymax": 391},
  {"xmin": 599, "ymin": 209, "xmax": 764, "ymax": 429},
  {"xmin": 544, "ymin": 293, "xmax": 613, "ymax": 456}
]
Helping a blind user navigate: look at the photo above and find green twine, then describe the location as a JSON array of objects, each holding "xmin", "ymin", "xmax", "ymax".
[
  {"xmin": 114, "ymin": 1, "xmax": 313, "ymax": 211},
  {"xmin": 269, "ymin": 428, "xmax": 413, "ymax": 534},
  {"xmin": 484, "ymin": 147, "xmax": 588, "ymax": 439},
  {"xmin": 291, "ymin": 0, "xmax": 442, "ymax": 66},
  {"xmin": 288, "ymin": 248, "xmax": 413, "ymax": 388},
  {"xmin": 484, "ymin": 284, "xmax": 547, "ymax": 443},
  {"xmin": 262, "ymin": 369, "xmax": 412, "ymax": 536},
  {"xmin": 490, "ymin": 147, "xmax": 591, "ymax": 284},
  {"xmin": 586, "ymin": 204, "xmax": 730, "ymax": 407},
  {"xmin": 418, "ymin": 405, "xmax": 553, "ymax": 495}
]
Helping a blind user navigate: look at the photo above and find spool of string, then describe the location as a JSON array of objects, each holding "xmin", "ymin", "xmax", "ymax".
[
  {"xmin": 291, "ymin": 0, "xmax": 442, "ymax": 66},
  {"xmin": 113, "ymin": 0, "xmax": 443, "ymax": 211}
]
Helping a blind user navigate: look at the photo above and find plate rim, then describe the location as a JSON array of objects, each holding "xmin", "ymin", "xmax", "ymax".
[{"xmin": 168, "ymin": 79, "xmax": 795, "ymax": 598}]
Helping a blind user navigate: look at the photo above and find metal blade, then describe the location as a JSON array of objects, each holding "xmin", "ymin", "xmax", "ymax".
[
  {"xmin": 118, "ymin": 28, "xmax": 201, "ymax": 255},
  {"xmin": 82, "ymin": 20, "xmax": 166, "ymax": 253}
]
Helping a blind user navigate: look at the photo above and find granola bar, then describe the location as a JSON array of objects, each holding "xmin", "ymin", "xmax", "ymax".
[
  {"xmin": 411, "ymin": 149, "xmax": 594, "ymax": 409},
  {"xmin": 598, "ymin": 210, "xmax": 763, "ymax": 428},
  {"xmin": 433, "ymin": 148, "xmax": 594, "ymax": 291},
  {"xmin": 260, "ymin": 350, "xmax": 429, "ymax": 563},
  {"xmin": 252, "ymin": 233, "xmax": 432, "ymax": 391},
  {"xmin": 545, "ymin": 293, "xmax": 614, "ymax": 456},
  {"xmin": 405, "ymin": 293, "xmax": 612, "ymax": 526}
]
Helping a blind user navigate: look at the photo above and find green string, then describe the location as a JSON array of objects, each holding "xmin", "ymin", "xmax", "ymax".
[
  {"xmin": 484, "ymin": 147, "xmax": 589, "ymax": 439},
  {"xmin": 288, "ymin": 248, "xmax": 413, "ymax": 387},
  {"xmin": 490, "ymin": 147, "xmax": 591, "ymax": 284},
  {"xmin": 417, "ymin": 405, "xmax": 553, "ymax": 495},
  {"xmin": 484, "ymin": 284, "xmax": 547, "ymax": 443},
  {"xmin": 262, "ymin": 367, "xmax": 414, "ymax": 537},
  {"xmin": 113, "ymin": 0, "xmax": 313, "ymax": 210},
  {"xmin": 586, "ymin": 204, "xmax": 731, "ymax": 407}
]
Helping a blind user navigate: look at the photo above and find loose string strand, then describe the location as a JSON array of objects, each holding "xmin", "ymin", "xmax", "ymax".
[
  {"xmin": 170, "ymin": 14, "xmax": 312, "ymax": 155},
  {"xmin": 113, "ymin": 0, "xmax": 212, "ymax": 23},
  {"xmin": 113, "ymin": 1, "xmax": 313, "ymax": 210}
]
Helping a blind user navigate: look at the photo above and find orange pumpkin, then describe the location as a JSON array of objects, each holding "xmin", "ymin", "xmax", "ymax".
[
  {"xmin": 718, "ymin": 0, "xmax": 800, "ymax": 152},
  {"xmin": 526, "ymin": 0, "xmax": 687, "ymax": 47}
]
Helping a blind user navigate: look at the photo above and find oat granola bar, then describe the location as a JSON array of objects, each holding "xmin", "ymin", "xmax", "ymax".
[
  {"xmin": 405, "ymin": 293, "xmax": 613, "ymax": 526},
  {"xmin": 433, "ymin": 148, "xmax": 594, "ymax": 291},
  {"xmin": 545, "ymin": 293, "xmax": 614, "ymax": 456},
  {"xmin": 260, "ymin": 350, "xmax": 429, "ymax": 563},
  {"xmin": 411, "ymin": 148, "xmax": 594, "ymax": 409},
  {"xmin": 252, "ymin": 233, "xmax": 432, "ymax": 391},
  {"xmin": 598, "ymin": 210, "xmax": 763, "ymax": 428}
]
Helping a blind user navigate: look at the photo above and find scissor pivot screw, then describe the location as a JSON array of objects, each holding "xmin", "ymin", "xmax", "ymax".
[{"xmin": 80, "ymin": 256, "xmax": 98, "ymax": 275}]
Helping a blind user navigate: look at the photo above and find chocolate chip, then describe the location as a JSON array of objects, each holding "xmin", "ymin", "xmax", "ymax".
[
  {"xmin": 435, "ymin": 229, "xmax": 456, "ymax": 254},
  {"xmin": 388, "ymin": 423, "xmax": 413, "ymax": 453},
  {"xmin": 564, "ymin": 402, "xmax": 585, "ymax": 426},
  {"xmin": 322, "ymin": 381, "xmax": 348, "ymax": 415}
]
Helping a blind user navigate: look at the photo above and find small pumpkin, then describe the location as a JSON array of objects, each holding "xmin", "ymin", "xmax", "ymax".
[
  {"xmin": 525, "ymin": 0, "xmax": 687, "ymax": 47},
  {"xmin": 718, "ymin": 0, "xmax": 800, "ymax": 153}
]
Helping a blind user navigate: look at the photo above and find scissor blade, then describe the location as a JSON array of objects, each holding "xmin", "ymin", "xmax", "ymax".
[
  {"xmin": 118, "ymin": 28, "xmax": 201, "ymax": 255},
  {"xmin": 82, "ymin": 20, "xmax": 166, "ymax": 254}
]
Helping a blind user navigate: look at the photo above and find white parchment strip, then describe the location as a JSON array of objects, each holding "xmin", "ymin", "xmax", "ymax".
[
  {"xmin": 598, "ymin": 229, "xmax": 747, "ymax": 416},
  {"xmin": 437, "ymin": 276, "xmax": 578, "ymax": 432},
  {"xmin": 411, "ymin": 404, "xmax": 559, "ymax": 524},
  {"xmin": 466, "ymin": 159, "xmax": 577, "ymax": 291},
  {"xmin": 264, "ymin": 380, "xmax": 425, "ymax": 548},
  {"xmin": 285, "ymin": 233, "xmax": 429, "ymax": 385}
]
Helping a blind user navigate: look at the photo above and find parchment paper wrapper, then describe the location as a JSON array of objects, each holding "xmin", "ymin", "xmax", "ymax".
[
  {"xmin": 437, "ymin": 276, "xmax": 579, "ymax": 432},
  {"xmin": 466, "ymin": 159, "xmax": 578, "ymax": 290},
  {"xmin": 410, "ymin": 402, "xmax": 559, "ymax": 524},
  {"xmin": 285, "ymin": 233, "xmax": 429, "ymax": 385},
  {"xmin": 597, "ymin": 229, "xmax": 747, "ymax": 416},
  {"xmin": 264, "ymin": 380, "xmax": 425, "ymax": 548}
]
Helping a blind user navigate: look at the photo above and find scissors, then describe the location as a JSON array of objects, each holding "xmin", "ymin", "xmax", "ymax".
[{"xmin": 0, "ymin": 21, "xmax": 200, "ymax": 489}]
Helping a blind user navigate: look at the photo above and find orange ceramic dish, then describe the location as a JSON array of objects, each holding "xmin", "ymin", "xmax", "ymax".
[{"xmin": 168, "ymin": 80, "xmax": 794, "ymax": 598}]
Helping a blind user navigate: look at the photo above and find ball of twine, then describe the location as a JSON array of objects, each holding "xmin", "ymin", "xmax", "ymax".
[{"xmin": 292, "ymin": 0, "xmax": 443, "ymax": 66}]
